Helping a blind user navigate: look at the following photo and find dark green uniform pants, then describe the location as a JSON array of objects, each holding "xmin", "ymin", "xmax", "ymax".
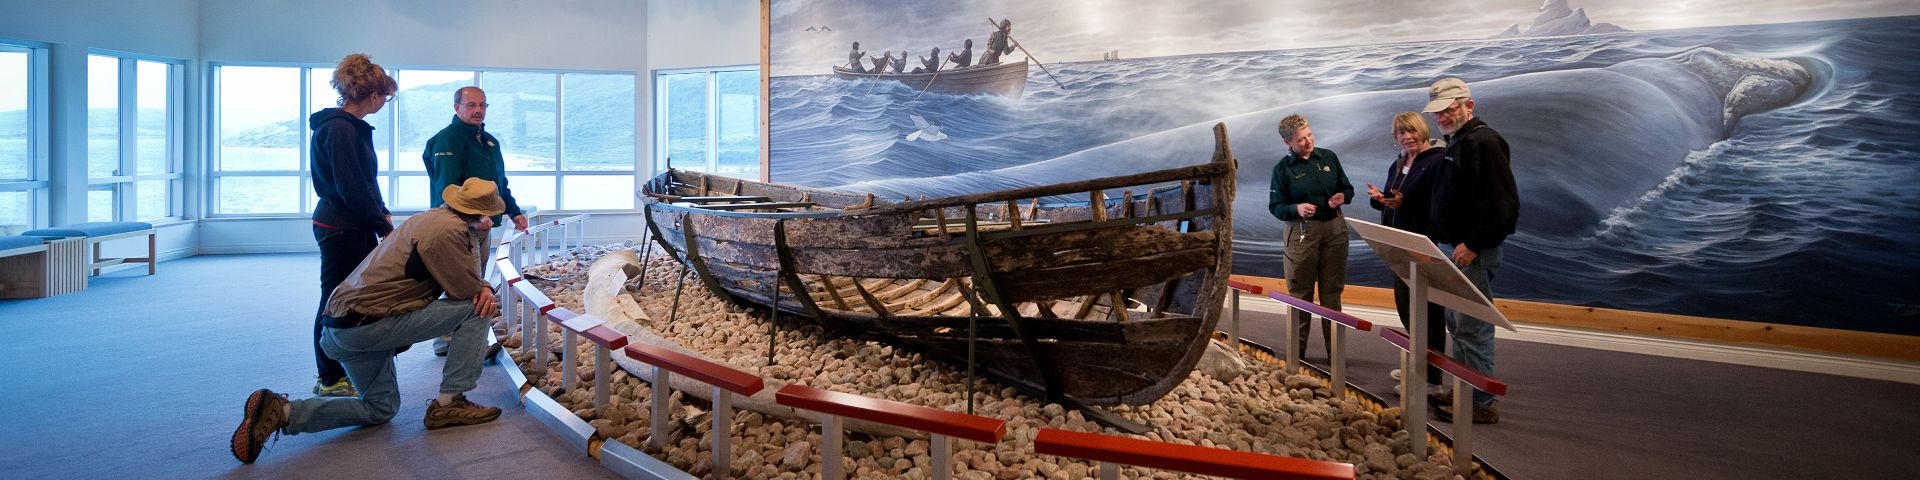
[{"xmin": 1284, "ymin": 215, "xmax": 1347, "ymax": 358}]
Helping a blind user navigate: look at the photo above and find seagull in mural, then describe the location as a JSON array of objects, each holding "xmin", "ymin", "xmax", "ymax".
[
  {"xmin": 906, "ymin": 114, "xmax": 947, "ymax": 142},
  {"xmin": 805, "ymin": 26, "xmax": 834, "ymax": 32}
]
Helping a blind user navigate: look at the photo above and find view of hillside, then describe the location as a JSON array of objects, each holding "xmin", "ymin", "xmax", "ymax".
[{"xmin": 223, "ymin": 74, "xmax": 635, "ymax": 171}]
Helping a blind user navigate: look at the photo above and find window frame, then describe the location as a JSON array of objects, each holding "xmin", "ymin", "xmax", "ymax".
[
  {"xmin": 208, "ymin": 63, "xmax": 639, "ymax": 218},
  {"xmin": 0, "ymin": 39, "xmax": 49, "ymax": 234},
  {"xmin": 86, "ymin": 49, "xmax": 185, "ymax": 223},
  {"xmin": 652, "ymin": 64, "xmax": 760, "ymax": 180}
]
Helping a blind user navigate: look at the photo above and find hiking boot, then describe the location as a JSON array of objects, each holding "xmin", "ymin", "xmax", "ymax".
[
  {"xmin": 313, "ymin": 378, "xmax": 357, "ymax": 397},
  {"xmin": 1434, "ymin": 403, "xmax": 1500, "ymax": 424},
  {"xmin": 1427, "ymin": 389, "xmax": 1452, "ymax": 409},
  {"xmin": 424, "ymin": 394, "xmax": 501, "ymax": 429},
  {"xmin": 231, "ymin": 389, "xmax": 289, "ymax": 463}
]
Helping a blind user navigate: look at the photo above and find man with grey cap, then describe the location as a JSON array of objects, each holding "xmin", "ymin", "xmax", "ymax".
[
  {"xmin": 230, "ymin": 178, "xmax": 509, "ymax": 464},
  {"xmin": 1421, "ymin": 77, "xmax": 1518, "ymax": 424}
]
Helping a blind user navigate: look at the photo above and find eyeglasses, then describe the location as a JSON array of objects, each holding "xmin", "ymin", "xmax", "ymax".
[
  {"xmin": 461, "ymin": 102, "xmax": 490, "ymax": 109},
  {"xmin": 1428, "ymin": 100, "xmax": 1466, "ymax": 118}
]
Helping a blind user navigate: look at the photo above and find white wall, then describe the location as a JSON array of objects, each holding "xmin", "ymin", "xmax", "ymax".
[
  {"xmin": 0, "ymin": 0, "xmax": 200, "ymax": 58},
  {"xmin": 647, "ymin": 0, "xmax": 761, "ymax": 70},
  {"xmin": 200, "ymin": 0, "xmax": 648, "ymax": 71},
  {"xmin": 0, "ymin": 0, "xmax": 202, "ymax": 258}
]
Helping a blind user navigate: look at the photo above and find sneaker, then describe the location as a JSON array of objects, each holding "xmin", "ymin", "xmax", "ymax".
[
  {"xmin": 424, "ymin": 394, "xmax": 501, "ymax": 429},
  {"xmin": 313, "ymin": 378, "xmax": 357, "ymax": 397},
  {"xmin": 1389, "ymin": 369, "xmax": 1403, "ymax": 381},
  {"xmin": 231, "ymin": 389, "xmax": 289, "ymax": 463},
  {"xmin": 433, "ymin": 336, "xmax": 451, "ymax": 357},
  {"xmin": 1434, "ymin": 403, "xmax": 1500, "ymax": 424}
]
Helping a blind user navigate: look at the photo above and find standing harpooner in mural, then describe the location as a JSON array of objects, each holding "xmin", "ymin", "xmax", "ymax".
[
  {"xmin": 1268, "ymin": 114, "xmax": 1354, "ymax": 360},
  {"xmin": 1422, "ymin": 78, "xmax": 1519, "ymax": 424},
  {"xmin": 980, "ymin": 19, "xmax": 1015, "ymax": 65}
]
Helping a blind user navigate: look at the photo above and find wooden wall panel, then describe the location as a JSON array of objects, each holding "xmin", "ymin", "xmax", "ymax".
[{"xmin": 1229, "ymin": 274, "xmax": 1920, "ymax": 362}]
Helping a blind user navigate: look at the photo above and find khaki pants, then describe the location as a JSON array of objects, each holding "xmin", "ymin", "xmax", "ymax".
[{"xmin": 1283, "ymin": 215, "xmax": 1348, "ymax": 358}]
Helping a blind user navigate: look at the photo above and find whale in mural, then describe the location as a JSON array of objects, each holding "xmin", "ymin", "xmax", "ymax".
[{"xmin": 831, "ymin": 47, "xmax": 1813, "ymax": 242}]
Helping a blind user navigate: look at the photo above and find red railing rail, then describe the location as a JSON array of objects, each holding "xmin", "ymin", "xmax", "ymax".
[
  {"xmin": 777, "ymin": 384, "xmax": 1006, "ymax": 480},
  {"xmin": 1033, "ymin": 428, "xmax": 1355, "ymax": 480}
]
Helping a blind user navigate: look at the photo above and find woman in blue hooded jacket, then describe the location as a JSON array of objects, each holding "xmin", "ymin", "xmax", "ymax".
[
  {"xmin": 305, "ymin": 53, "xmax": 396, "ymax": 397},
  {"xmin": 1367, "ymin": 112, "xmax": 1448, "ymax": 390}
]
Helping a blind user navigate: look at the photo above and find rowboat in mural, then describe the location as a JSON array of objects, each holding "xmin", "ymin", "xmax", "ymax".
[
  {"xmin": 831, "ymin": 59, "xmax": 1029, "ymax": 98},
  {"xmin": 639, "ymin": 123, "xmax": 1236, "ymax": 406}
]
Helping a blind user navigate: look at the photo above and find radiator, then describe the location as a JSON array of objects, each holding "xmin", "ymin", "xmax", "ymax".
[{"xmin": 45, "ymin": 237, "xmax": 86, "ymax": 296}]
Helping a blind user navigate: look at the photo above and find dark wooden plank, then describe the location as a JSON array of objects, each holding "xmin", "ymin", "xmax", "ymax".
[{"xmin": 695, "ymin": 201, "xmax": 817, "ymax": 211}]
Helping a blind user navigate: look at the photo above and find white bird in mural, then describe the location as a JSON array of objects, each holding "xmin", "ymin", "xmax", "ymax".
[{"xmin": 906, "ymin": 114, "xmax": 947, "ymax": 142}]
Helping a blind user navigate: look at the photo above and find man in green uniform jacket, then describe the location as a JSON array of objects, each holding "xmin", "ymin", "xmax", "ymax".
[
  {"xmin": 1267, "ymin": 113, "xmax": 1354, "ymax": 361},
  {"xmin": 425, "ymin": 86, "xmax": 527, "ymax": 232},
  {"xmin": 422, "ymin": 86, "xmax": 524, "ymax": 356}
]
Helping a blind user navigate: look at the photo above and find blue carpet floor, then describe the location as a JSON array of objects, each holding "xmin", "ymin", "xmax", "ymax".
[{"xmin": 0, "ymin": 253, "xmax": 615, "ymax": 479}]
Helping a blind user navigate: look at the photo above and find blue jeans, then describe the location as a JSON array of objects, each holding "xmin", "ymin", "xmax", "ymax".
[
  {"xmin": 1442, "ymin": 244, "xmax": 1500, "ymax": 408},
  {"xmin": 313, "ymin": 225, "xmax": 378, "ymax": 384},
  {"xmin": 282, "ymin": 299, "xmax": 489, "ymax": 434}
]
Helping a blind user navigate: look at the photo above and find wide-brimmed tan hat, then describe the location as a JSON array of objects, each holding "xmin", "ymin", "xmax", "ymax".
[
  {"xmin": 442, "ymin": 178, "xmax": 505, "ymax": 216},
  {"xmin": 1422, "ymin": 78, "xmax": 1471, "ymax": 113}
]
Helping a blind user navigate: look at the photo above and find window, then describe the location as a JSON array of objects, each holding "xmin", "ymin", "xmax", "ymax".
[
  {"xmin": 654, "ymin": 66, "xmax": 759, "ymax": 180},
  {"xmin": 212, "ymin": 64, "xmax": 637, "ymax": 216},
  {"xmin": 86, "ymin": 53, "xmax": 180, "ymax": 223},
  {"xmin": 0, "ymin": 43, "xmax": 41, "ymax": 235}
]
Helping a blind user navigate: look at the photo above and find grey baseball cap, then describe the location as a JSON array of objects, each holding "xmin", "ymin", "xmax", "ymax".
[{"xmin": 1422, "ymin": 78, "xmax": 1471, "ymax": 113}]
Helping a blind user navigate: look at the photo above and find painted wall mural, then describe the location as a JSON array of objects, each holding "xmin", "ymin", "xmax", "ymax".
[{"xmin": 767, "ymin": 0, "xmax": 1920, "ymax": 336}]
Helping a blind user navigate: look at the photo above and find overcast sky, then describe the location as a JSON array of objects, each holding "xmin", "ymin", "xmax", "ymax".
[{"xmin": 770, "ymin": 0, "xmax": 1919, "ymax": 76}]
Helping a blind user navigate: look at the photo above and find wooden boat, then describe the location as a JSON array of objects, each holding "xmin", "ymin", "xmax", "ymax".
[
  {"xmin": 832, "ymin": 59, "xmax": 1028, "ymax": 98},
  {"xmin": 639, "ymin": 124, "xmax": 1235, "ymax": 406}
]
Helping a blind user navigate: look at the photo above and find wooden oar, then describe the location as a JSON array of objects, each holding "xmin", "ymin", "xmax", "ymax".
[
  {"xmin": 988, "ymin": 17, "xmax": 1066, "ymax": 90},
  {"xmin": 909, "ymin": 55, "xmax": 955, "ymax": 102}
]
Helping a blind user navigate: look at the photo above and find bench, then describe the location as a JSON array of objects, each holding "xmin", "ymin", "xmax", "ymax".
[
  {"xmin": 0, "ymin": 236, "xmax": 86, "ymax": 298},
  {"xmin": 21, "ymin": 221, "xmax": 156, "ymax": 277}
]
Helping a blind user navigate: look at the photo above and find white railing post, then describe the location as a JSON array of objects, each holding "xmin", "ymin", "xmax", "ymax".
[
  {"xmin": 1406, "ymin": 261, "xmax": 1429, "ymax": 459},
  {"xmin": 820, "ymin": 414, "xmax": 844, "ymax": 480},
  {"xmin": 593, "ymin": 346, "xmax": 611, "ymax": 416},
  {"xmin": 542, "ymin": 228, "xmax": 554, "ymax": 263},
  {"xmin": 931, "ymin": 434, "xmax": 953, "ymax": 480},
  {"xmin": 1099, "ymin": 462, "xmax": 1119, "ymax": 480},
  {"xmin": 1228, "ymin": 289, "xmax": 1241, "ymax": 342},
  {"xmin": 532, "ymin": 311, "xmax": 550, "ymax": 378},
  {"xmin": 502, "ymin": 277, "xmax": 519, "ymax": 339},
  {"xmin": 1284, "ymin": 307, "xmax": 1302, "ymax": 374},
  {"xmin": 649, "ymin": 365, "xmax": 672, "ymax": 451},
  {"xmin": 1453, "ymin": 376, "xmax": 1474, "ymax": 474},
  {"xmin": 711, "ymin": 386, "xmax": 733, "ymax": 480},
  {"xmin": 561, "ymin": 329, "xmax": 578, "ymax": 391},
  {"xmin": 520, "ymin": 298, "xmax": 536, "ymax": 358},
  {"xmin": 1330, "ymin": 326, "xmax": 1347, "ymax": 400}
]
